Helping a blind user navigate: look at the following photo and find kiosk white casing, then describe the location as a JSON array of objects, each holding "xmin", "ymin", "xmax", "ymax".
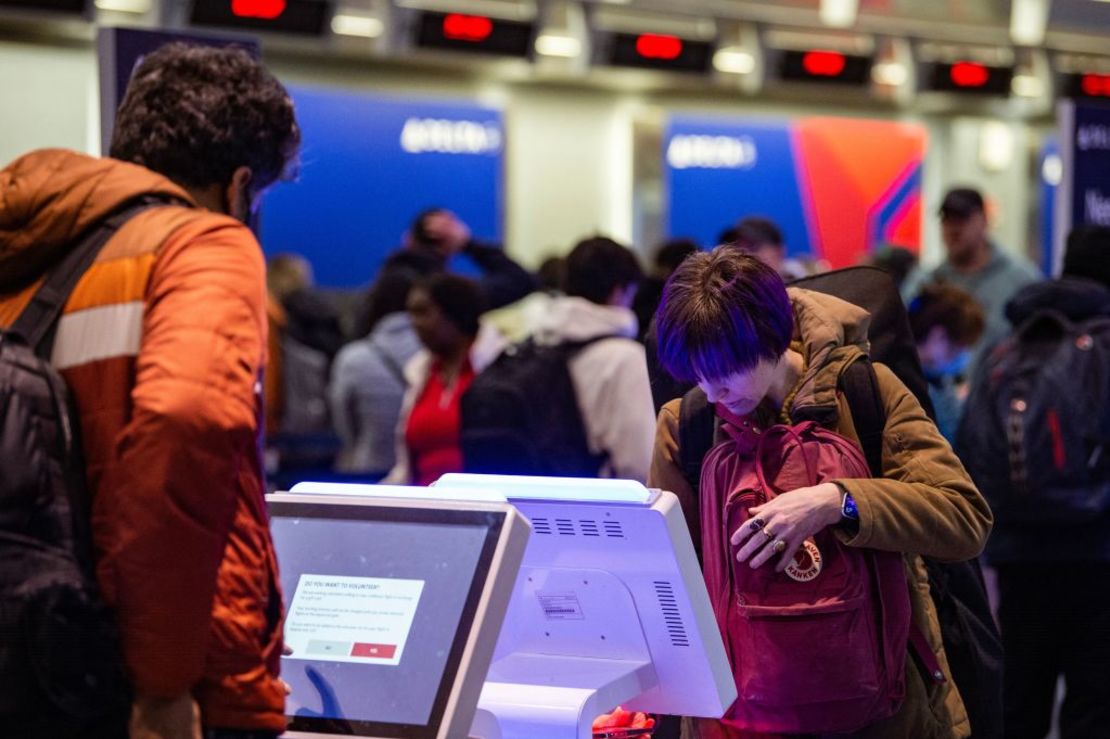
[{"xmin": 432, "ymin": 475, "xmax": 737, "ymax": 739}]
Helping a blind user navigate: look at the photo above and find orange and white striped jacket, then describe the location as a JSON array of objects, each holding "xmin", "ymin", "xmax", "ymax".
[{"xmin": 0, "ymin": 149, "xmax": 284, "ymax": 732}]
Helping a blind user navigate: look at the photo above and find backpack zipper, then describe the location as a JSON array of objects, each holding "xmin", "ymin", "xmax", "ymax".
[{"xmin": 1007, "ymin": 398, "xmax": 1027, "ymax": 494}]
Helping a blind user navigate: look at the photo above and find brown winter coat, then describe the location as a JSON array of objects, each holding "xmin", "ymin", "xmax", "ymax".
[{"xmin": 649, "ymin": 287, "xmax": 993, "ymax": 739}]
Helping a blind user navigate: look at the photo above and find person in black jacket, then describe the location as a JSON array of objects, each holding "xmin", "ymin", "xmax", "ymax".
[{"xmin": 968, "ymin": 225, "xmax": 1110, "ymax": 739}]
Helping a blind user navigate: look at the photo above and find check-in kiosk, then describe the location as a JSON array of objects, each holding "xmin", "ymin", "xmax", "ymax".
[
  {"xmin": 268, "ymin": 490, "xmax": 530, "ymax": 739},
  {"xmin": 432, "ymin": 474, "xmax": 737, "ymax": 739}
]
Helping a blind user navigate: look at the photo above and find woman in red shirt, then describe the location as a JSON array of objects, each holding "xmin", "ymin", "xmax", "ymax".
[{"xmin": 396, "ymin": 274, "xmax": 489, "ymax": 486}]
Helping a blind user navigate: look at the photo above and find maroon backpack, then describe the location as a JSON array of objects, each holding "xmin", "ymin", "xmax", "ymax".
[{"xmin": 699, "ymin": 419, "xmax": 911, "ymax": 735}]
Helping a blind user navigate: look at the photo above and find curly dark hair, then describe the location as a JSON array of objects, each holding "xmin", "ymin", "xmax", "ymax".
[{"xmin": 109, "ymin": 43, "xmax": 299, "ymax": 191}]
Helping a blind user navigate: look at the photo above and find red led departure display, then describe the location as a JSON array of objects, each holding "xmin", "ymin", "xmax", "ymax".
[
  {"xmin": 606, "ymin": 32, "xmax": 712, "ymax": 73},
  {"xmin": 1082, "ymin": 74, "xmax": 1110, "ymax": 96},
  {"xmin": 949, "ymin": 61, "xmax": 989, "ymax": 87},
  {"xmin": 1064, "ymin": 73, "xmax": 1110, "ymax": 99},
  {"xmin": 442, "ymin": 13, "xmax": 493, "ymax": 43},
  {"xmin": 414, "ymin": 11, "xmax": 534, "ymax": 57},
  {"xmin": 231, "ymin": 0, "xmax": 284, "ymax": 19},
  {"xmin": 928, "ymin": 61, "xmax": 1013, "ymax": 94},
  {"xmin": 779, "ymin": 50, "xmax": 871, "ymax": 85},
  {"xmin": 190, "ymin": 0, "xmax": 327, "ymax": 35},
  {"xmin": 635, "ymin": 34, "xmax": 683, "ymax": 61},
  {"xmin": 802, "ymin": 50, "xmax": 847, "ymax": 77}
]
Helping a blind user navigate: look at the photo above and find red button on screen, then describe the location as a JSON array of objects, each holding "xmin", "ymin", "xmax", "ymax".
[{"xmin": 350, "ymin": 642, "xmax": 397, "ymax": 659}]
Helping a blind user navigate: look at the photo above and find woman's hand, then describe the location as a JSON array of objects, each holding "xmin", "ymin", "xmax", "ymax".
[{"xmin": 731, "ymin": 482, "xmax": 843, "ymax": 571}]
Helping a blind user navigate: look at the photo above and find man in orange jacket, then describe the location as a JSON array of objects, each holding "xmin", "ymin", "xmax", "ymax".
[{"xmin": 0, "ymin": 44, "xmax": 300, "ymax": 738}]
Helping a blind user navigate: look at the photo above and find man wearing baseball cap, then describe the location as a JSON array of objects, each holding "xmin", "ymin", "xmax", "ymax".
[{"xmin": 911, "ymin": 186, "xmax": 1040, "ymax": 365}]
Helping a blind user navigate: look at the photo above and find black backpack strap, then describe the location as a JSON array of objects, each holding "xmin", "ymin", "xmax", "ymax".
[
  {"xmin": 556, "ymin": 334, "xmax": 627, "ymax": 355},
  {"xmin": 840, "ymin": 357, "xmax": 886, "ymax": 478},
  {"xmin": 11, "ymin": 196, "xmax": 179, "ymax": 358},
  {"xmin": 839, "ymin": 357, "xmax": 957, "ymax": 686},
  {"xmin": 676, "ymin": 387, "xmax": 715, "ymax": 562},
  {"xmin": 369, "ymin": 335, "xmax": 408, "ymax": 387},
  {"xmin": 677, "ymin": 386, "xmax": 716, "ymax": 494}
]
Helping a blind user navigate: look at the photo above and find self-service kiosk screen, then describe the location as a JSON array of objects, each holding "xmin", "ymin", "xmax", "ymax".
[{"xmin": 271, "ymin": 503, "xmax": 505, "ymax": 737}]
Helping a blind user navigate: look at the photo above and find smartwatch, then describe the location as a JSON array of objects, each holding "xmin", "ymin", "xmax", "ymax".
[{"xmin": 840, "ymin": 489, "xmax": 860, "ymax": 521}]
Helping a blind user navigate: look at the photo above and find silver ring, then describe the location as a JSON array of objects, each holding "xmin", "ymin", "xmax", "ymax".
[{"xmin": 762, "ymin": 528, "xmax": 775, "ymax": 540}]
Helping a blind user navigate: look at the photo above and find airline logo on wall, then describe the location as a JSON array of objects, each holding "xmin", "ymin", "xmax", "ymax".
[
  {"xmin": 666, "ymin": 134, "xmax": 758, "ymax": 170},
  {"xmin": 400, "ymin": 118, "xmax": 503, "ymax": 155},
  {"xmin": 1077, "ymin": 123, "xmax": 1110, "ymax": 152},
  {"xmin": 665, "ymin": 115, "xmax": 926, "ymax": 269},
  {"xmin": 260, "ymin": 87, "xmax": 504, "ymax": 288}
]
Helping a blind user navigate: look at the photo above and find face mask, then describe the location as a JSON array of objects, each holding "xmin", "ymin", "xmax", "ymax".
[{"xmin": 929, "ymin": 349, "xmax": 971, "ymax": 379}]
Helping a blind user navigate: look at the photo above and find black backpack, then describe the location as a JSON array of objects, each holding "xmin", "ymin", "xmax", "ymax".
[
  {"xmin": 0, "ymin": 200, "xmax": 168, "ymax": 737},
  {"xmin": 958, "ymin": 307, "xmax": 1110, "ymax": 525},
  {"xmin": 460, "ymin": 337, "xmax": 612, "ymax": 477},
  {"xmin": 279, "ymin": 335, "xmax": 333, "ymax": 435},
  {"xmin": 669, "ymin": 266, "xmax": 1004, "ymax": 739}
]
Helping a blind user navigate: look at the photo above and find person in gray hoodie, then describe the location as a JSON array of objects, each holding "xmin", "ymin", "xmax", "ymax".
[{"xmin": 330, "ymin": 269, "xmax": 423, "ymax": 476}]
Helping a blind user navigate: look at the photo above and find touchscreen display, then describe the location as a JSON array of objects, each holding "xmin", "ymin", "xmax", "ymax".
[{"xmin": 273, "ymin": 512, "xmax": 497, "ymax": 734}]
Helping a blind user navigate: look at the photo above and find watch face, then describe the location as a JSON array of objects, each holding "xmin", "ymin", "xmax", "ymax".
[{"xmin": 841, "ymin": 492, "xmax": 859, "ymax": 520}]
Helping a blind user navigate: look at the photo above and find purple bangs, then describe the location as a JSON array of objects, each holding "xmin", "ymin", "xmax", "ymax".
[{"xmin": 655, "ymin": 248, "xmax": 794, "ymax": 383}]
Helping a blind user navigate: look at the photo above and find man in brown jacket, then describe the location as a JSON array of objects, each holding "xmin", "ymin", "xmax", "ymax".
[
  {"xmin": 0, "ymin": 45, "xmax": 299, "ymax": 738},
  {"xmin": 650, "ymin": 248, "xmax": 992, "ymax": 738}
]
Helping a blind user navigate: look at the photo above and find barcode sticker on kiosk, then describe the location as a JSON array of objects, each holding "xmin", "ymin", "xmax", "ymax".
[{"xmin": 538, "ymin": 592, "xmax": 585, "ymax": 620}]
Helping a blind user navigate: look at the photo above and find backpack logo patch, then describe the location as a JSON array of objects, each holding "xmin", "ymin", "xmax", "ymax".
[{"xmin": 785, "ymin": 539, "xmax": 823, "ymax": 582}]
